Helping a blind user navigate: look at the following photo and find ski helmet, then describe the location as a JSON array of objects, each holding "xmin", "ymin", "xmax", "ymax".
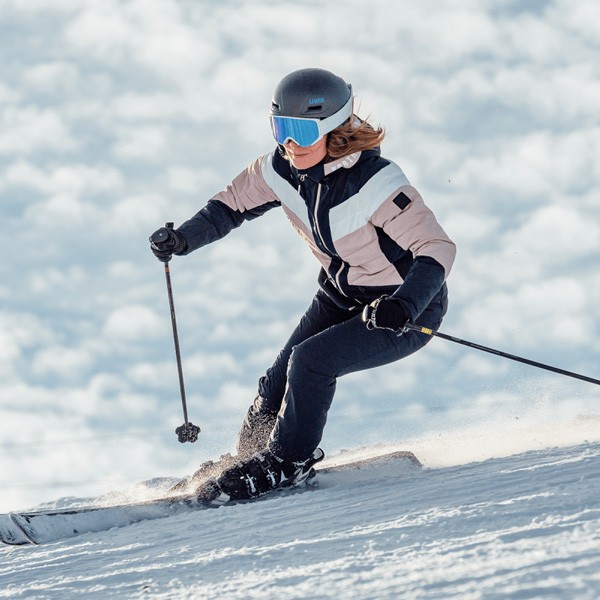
[{"xmin": 269, "ymin": 68, "xmax": 353, "ymax": 147}]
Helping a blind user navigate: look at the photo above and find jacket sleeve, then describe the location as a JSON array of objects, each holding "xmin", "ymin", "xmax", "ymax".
[
  {"xmin": 391, "ymin": 255, "xmax": 446, "ymax": 321},
  {"xmin": 371, "ymin": 185, "xmax": 457, "ymax": 320},
  {"xmin": 176, "ymin": 156, "xmax": 281, "ymax": 254}
]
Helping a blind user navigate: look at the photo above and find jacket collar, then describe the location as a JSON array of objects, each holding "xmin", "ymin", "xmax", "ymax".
[{"xmin": 294, "ymin": 151, "xmax": 363, "ymax": 182}]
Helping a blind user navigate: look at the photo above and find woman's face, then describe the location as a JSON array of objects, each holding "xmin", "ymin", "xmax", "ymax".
[{"xmin": 283, "ymin": 136, "xmax": 327, "ymax": 169}]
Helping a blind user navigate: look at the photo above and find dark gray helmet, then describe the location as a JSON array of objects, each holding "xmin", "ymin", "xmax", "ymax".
[{"xmin": 270, "ymin": 68, "xmax": 352, "ymax": 120}]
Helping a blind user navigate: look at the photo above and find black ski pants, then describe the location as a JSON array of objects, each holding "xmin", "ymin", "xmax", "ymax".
[{"xmin": 247, "ymin": 287, "xmax": 447, "ymax": 462}]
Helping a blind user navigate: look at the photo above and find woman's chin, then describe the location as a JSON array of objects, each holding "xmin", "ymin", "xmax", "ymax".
[
  {"xmin": 289, "ymin": 155, "xmax": 314, "ymax": 169},
  {"xmin": 284, "ymin": 138, "xmax": 327, "ymax": 169}
]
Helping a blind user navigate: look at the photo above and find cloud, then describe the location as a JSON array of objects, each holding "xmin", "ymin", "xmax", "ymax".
[
  {"xmin": 0, "ymin": 312, "xmax": 55, "ymax": 380},
  {"xmin": 31, "ymin": 345, "xmax": 94, "ymax": 382},
  {"xmin": 503, "ymin": 205, "xmax": 600, "ymax": 267},
  {"xmin": 21, "ymin": 61, "xmax": 80, "ymax": 96},
  {"xmin": 4, "ymin": 160, "xmax": 124, "ymax": 196},
  {"xmin": 103, "ymin": 304, "xmax": 166, "ymax": 342},
  {"xmin": 112, "ymin": 125, "xmax": 169, "ymax": 162},
  {"xmin": 63, "ymin": 0, "xmax": 218, "ymax": 82},
  {"xmin": 0, "ymin": 106, "xmax": 78, "ymax": 155},
  {"xmin": 460, "ymin": 277, "xmax": 589, "ymax": 347}
]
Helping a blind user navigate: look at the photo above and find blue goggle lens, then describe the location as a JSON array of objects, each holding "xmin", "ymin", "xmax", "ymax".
[{"xmin": 270, "ymin": 116, "xmax": 321, "ymax": 147}]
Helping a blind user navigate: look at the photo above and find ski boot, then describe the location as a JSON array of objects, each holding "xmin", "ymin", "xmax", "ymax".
[{"xmin": 197, "ymin": 447, "xmax": 325, "ymax": 504}]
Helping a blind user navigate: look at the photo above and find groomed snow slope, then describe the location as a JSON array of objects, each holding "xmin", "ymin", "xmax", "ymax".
[{"xmin": 1, "ymin": 440, "xmax": 599, "ymax": 599}]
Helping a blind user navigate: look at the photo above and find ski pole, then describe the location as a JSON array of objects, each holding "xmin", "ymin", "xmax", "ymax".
[
  {"xmin": 152, "ymin": 222, "xmax": 200, "ymax": 443},
  {"xmin": 404, "ymin": 322, "xmax": 600, "ymax": 387}
]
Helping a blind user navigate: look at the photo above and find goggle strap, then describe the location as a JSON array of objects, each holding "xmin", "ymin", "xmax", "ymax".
[{"xmin": 315, "ymin": 94, "xmax": 353, "ymax": 138}]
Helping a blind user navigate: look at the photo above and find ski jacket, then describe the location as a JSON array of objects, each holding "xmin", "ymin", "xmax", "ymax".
[{"xmin": 178, "ymin": 147, "xmax": 456, "ymax": 320}]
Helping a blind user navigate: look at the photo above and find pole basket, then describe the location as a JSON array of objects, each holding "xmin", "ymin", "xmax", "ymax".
[{"xmin": 176, "ymin": 422, "xmax": 201, "ymax": 443}]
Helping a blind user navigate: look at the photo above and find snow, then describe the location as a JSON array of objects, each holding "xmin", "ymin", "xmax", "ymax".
[{"xmin": 2, "ymin": 435, "xmax": 600, "ymax": 598}]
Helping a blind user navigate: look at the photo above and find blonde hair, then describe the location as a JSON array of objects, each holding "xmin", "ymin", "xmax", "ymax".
[{"xmin": 326, "ymin": 114, "xmax": 385, "ymax": 159}]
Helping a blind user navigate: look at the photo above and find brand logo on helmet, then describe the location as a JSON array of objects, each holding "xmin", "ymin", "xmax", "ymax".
[{"xmin": 309, "ymin": 97, "xmax": 325, "ymax": 104}]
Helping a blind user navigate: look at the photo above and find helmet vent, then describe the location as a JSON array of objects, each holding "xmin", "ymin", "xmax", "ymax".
[{"xmin": 306, "ymin": 105, "xmax": 323, "ymax": 113}]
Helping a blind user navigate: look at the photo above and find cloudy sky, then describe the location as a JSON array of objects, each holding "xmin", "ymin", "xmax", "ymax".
[{"xmin": 1, "ymin": 0, "xmax": 599, "ymax": 512}]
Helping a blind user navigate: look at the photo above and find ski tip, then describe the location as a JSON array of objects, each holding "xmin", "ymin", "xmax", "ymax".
[
  {"xmin": 0, "ymin": 514, "xmax": 36, "ymax": 545},
  {"xmin": 317, "ymin": 448, "xmax": 422, "ymax": 474},
  {"xmin": 394, "ymin": 450, "xmax": 422, "ymax": 468}
]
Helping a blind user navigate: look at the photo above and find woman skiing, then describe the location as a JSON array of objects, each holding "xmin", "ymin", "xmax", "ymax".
[{"xmin": 150, "ymin": 68, "xmax": 456, "ymax": 504}]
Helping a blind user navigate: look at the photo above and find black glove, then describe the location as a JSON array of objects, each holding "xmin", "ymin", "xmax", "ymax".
[
  {"xmin": 362, "ymin": 296, "xmax": 411, "ymax": 332},
  {"xmin": 149, "ymin": 226, "xmax": 187, "ymax": 262}
]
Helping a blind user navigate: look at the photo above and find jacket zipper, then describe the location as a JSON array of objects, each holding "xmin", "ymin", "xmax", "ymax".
[
  {"xmin": 312, "ymin": 182, "xmax": 349, "ymax": 298},
  {"xmin": 297, "ymin": 178, "xmax": 331, "ymax": 255},
  {"xmin": 313, "ymin": 183, "xmax": 329, "ymax": 252}
]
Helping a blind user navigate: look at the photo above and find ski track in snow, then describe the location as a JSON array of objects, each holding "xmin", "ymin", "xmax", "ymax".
[{"xmin": 1, "ymin": 442, "xmax": 599, "ymax": 599}]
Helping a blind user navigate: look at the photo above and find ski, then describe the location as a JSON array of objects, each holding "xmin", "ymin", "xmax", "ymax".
[{"xmin": 0, "ymin": 450, "xmax": 420, "ymax": 546}]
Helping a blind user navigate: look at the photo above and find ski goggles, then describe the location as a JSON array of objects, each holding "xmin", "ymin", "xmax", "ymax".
[{"xmin": 270, "ymin": 95, "xmax": 353, "ymax": 147}]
